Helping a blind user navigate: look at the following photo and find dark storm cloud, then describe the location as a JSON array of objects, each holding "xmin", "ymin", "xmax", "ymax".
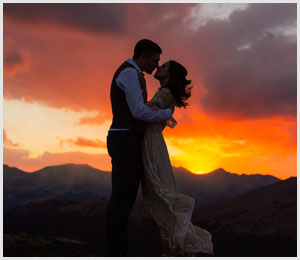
[
  {"xmin": 229, "ymin": 3, "xmax": 296, "ymax": 35},
  {"xmin": 4, "ymin": 51, "xmax": 23, "ymax": 66},
  {"xmin": 190, "ymin": 3, "xmax": 297, "ymax": 119},
  {"xmin": 4, "ymin": 3, "xmax": 127, "ymax": 34}
]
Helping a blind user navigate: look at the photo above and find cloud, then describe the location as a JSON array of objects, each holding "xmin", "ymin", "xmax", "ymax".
[
  {"xmin": 59, "ymin": 136, "xmax": 107, "ymax": 149},
  {"xmin": 3, "ymin": 3, "xmax": 297, "ymax": 122},
  {"xmin": 3, "ymin": 129, "xmax": 20, "ymax": 147},
  {"xmin": 165, "ymin": 112, "xmax": 297, "ymax": 154},
  {"xmin": 77, "ymin": 113, "xmax": 108, "ymax": 126},
  {"xmin": 4, "ymin": 50, "xmax": 29, "ymax": 77},
  {"xmin": 3, "ymin": 21, "xmax": 115, "ymax": 116},
  {"xmin": 4, "ymin": 3, "xmax": 127, "ymax": 35},
  {"xmin": 187, "ymin": 3, "xmax": 297, "ymax": 119},
  {"xmin": 189, "ymin": 3, "xmax": 249, "ymax": 28},
  {"xmin": 200, "ymin": 35, "xmax": 296, "ymax": 119}
]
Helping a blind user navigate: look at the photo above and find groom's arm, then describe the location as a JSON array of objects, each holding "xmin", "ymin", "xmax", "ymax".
[{"xmin": 116, "ymin": 68, "xmax": 172, "ymax": 122}]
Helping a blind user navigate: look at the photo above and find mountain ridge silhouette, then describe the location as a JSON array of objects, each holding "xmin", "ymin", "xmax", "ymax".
[{"xmin": 4, "ymin": 163, "xmax": 281, "ymax": 211}]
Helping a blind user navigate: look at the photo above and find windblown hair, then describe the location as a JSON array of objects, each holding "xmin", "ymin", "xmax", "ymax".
[
  {"xmin": 133, "ymin": 39, "xmax": 162, "ymax": 59},
  {"xmin": 164, "ymin": 60, "xmax": 192, "ymax": 108}
]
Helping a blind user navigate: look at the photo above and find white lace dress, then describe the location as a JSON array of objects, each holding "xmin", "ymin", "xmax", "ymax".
[{"xmin": 141, "ymin": 87, "xmax": 214, "ymax": 256}]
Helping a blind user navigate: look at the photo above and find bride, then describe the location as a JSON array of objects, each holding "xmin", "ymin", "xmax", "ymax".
[{"xmin": 139, "ymin": 60, "xmax": 214, "ymax": 257}]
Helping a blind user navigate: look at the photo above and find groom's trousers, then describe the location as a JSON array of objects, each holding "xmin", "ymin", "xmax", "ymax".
[{"xmin": 105, "ymin": 130, "xmax": 143, "ymax": 256}]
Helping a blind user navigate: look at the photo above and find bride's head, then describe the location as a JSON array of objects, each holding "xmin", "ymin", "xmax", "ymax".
[{"xmin": 154, "ymin": 60, "xmax": 192, "ymax": 108}]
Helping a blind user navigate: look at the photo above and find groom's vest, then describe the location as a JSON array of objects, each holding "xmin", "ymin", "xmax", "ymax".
[{"xmin": 110, "ymin": 61, "xmax": 147, "ymax": 134}]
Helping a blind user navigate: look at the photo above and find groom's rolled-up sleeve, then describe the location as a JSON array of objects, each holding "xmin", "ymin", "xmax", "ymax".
[{"xmin": 116, "ymin": 68, "xmax": 172, "ymax": 122}]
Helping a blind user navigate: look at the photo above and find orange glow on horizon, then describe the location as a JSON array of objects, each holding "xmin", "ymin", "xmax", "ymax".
[{"xmin": 3, "ymin": 97, "xmax": 296, "ymax": 180}]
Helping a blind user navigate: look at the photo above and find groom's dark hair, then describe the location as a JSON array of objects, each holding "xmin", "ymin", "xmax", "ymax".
[{"xmin": 133, "ymin": 39, "xmax": 162, "ymax": 59}]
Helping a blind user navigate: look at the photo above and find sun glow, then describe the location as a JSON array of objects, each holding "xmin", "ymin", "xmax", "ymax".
[{"xmin": 194, "ymin": 170, "xmax": 205, "ymax": 175}]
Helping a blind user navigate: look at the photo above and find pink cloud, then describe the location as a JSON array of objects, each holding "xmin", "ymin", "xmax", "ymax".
[
  {"xmin": 3, "ymin": 129, "xmax": 20, "ymax": 147},
  {"xmin": 59, "ymin": 136, "xmax": 107, "ymax": 149},
  {"xmin": 77, "ymin": 113, "xmax": 107, "ymax": 126}
]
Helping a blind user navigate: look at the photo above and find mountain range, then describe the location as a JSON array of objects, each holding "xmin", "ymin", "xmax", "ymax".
[{"xmin": 3, "ymin": 163, "xmax": 281, "ymax": 211}]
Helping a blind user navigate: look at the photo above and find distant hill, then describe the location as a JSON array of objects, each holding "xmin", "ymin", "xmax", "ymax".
[
  {"xmin": 193, "ymin": 176, "xmax": 297, "ymax": 239},
  {"xmin": 173, "ymin": 167, "xmax": 280, "ymax": 205},
  {"xmin": 192, "ymin": 177, "xmax": 297, "ymax": 256},
  {"xmin": 3, "ymin": 164, "xmax": 281, "ymax": 210},
  {"xmin": 3, "ymin": 164, "xmax": 111, "ymax": 210},
  {"xmin": 3, "ymin": 177, "xmax": 296, "ymax": 257}
]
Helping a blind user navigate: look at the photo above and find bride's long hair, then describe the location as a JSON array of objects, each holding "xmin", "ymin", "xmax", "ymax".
[{"xmin": 163, "ymin": 60, "xmax": 192, "ymax": 108}]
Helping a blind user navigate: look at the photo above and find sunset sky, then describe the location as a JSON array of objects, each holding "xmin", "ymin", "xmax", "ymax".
[{"xmin": 3, "ymin": 3, "xmax": 297, "ymax": 179}]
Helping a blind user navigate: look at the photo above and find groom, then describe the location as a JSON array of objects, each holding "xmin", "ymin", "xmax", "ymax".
[{"xmin": 105, "ymin": 39, "xmax": 174, "ymax": 256}]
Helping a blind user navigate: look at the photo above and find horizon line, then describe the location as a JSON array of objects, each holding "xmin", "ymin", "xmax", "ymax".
[{"xmin": 3, "ymin": 163, "xmax": 293, "ymax": 180}]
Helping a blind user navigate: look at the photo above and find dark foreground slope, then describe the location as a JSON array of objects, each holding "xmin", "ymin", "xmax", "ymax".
[{"xmin": 4, "ymin": 177, "xmax": 296, "ymax": 256}]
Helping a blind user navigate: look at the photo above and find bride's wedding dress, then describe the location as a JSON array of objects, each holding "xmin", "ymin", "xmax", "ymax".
[{"xmin": 141, "ymin": 87, "xmax": 214, "ymax": 256}]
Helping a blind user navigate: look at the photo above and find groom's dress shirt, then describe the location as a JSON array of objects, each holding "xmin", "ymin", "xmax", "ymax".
[{"xmin": 110, "ymin": 58, "xmax": 172, "ymax": 131}]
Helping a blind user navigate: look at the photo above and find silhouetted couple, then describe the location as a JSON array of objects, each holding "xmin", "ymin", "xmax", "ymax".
[{"xmin": 105, "ymin": 39, "xmax": 214, "ymax": 257}]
